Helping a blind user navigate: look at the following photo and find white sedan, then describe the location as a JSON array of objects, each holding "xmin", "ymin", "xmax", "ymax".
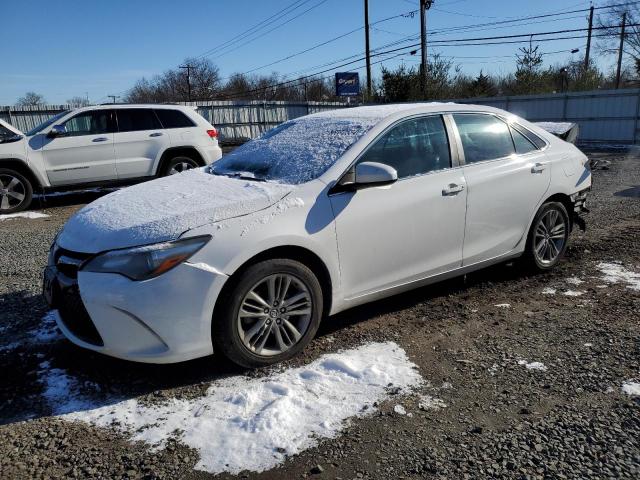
[{"xmin": 44, "ymin": 103, "xmax": 591, "ymax": 367}]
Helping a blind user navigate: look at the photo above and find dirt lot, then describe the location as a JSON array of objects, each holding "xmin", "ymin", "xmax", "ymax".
[{"xmin": 0, "ymin": 147, "xmax": 638, "ymax": 479}]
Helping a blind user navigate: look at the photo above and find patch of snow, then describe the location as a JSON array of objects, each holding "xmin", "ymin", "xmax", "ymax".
[
  {"xmin": 38, "ymin": 361, "xmax": 102, "ymax": 415},
  {"xmin": 441, "ymin": 382, "xmax": 453, "ymax": 390},
  {"xmin": 0, "ymin": 310, "xmax": 62, "ymax": 352},
  {"xmin": 488, "ymin": 364, "xmax": 499, "ymax": 376},
  {"xmin": 534, "ymin": 122, "xmax": 574, "ymax": 135},
  {"xmin": 57, "ymin": 171, "xmax": 293, "ymax": 253},
  {"xmin": 240, "ymin": 196, "xmax": 305, "ymax": 237},
  {"xmin": 393, "ymin": 404, "xmax": 407, "ymax": 415},
  {"xmin": 418, "ymin": 395, "xmax": 447, "ymax": 410},
  {"xmin": 185, "ymin": 262, "xmax": 227, "ymax": 276},
  {"xmin": 597, "ymin": 262, "xmax": 640, "ymax": 291},
  {"xmin": 563, "ymin": 290, "xmax": 586, "ymax": 297},
  {"xmin": 494, "ymin": 303, "xmax": 511, "ymax": 308},
  {"xmin": 542, "ymin": 287, "xmax": 556, "ymax": 295},
  {"xmin": 0, "ymin": 211, "xmax": 49, "ymax": 221},
  {"xmin": 565, "ymin": 276, "xmax": 584, "ymax": 285},
  {"xmin": 58, "ymin": 342, "xmax": 422, "ymax": 475},
  {"xmin": 583, "ymin": 343, "xmax": 593, "ymax": 347},
  {"xmin": 518, "ymin": 360, "xmax": 548, "ymax": 371},
  {"xmin": 32, "ymin": 310, "xmax": 63, "ymax": 342},
  {"xmin": 621, "ymin": 380, "xmax": 640, "ymax": 397}
]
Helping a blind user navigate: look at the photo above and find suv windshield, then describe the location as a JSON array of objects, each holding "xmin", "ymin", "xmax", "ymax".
[
  {"xmin": 26, "ymin": 111, "xmax": 70, "ymax": 136},
  {"xmin": 211, "ymin": 115, "xmax": 378, "ymax": 184}
]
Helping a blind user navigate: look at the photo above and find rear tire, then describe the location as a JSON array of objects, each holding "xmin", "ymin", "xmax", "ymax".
[
  {"xmin": 523, "ymin": 201, "xmax": 570, "ymax": 271},
  {"xmin": 213, "ymin": 259, "xmax": 323, "ymax": 368},
  {"xmin": 0, "ymin": 168, "xmax": 33, "ymax": 214},
  {"xmin": 161, "ymin": 156, "xmax": 200, "ymax": 176}
]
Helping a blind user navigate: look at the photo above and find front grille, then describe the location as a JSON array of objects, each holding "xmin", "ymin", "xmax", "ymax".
[
  {"xmin": 53, "ymin": 248, "xmax": 92, "ymax": 279},
  {"xmin": 51, "ymin": 246, "xmax": 103, "ymax": 346},
  {"xmin": 57, "ymin": 285, "xmax": 104, "ymax": 346}
]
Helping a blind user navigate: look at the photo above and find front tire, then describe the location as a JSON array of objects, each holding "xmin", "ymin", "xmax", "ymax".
[
  {"xmin": 213, "ymin": 259, "xmax": 323, "ymax": 368},
  {"xmin": 524, "ymin": 201, "xmax": 570, "ymax": 271},
  {"xmin": 0, "ymin": 169, "xmax": 33, "ymax": 214}
]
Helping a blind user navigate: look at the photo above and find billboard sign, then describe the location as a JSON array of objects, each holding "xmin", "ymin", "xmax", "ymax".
[{"xmin": 335, "ymin": 72, "xmax": 360, "ymax": 97}]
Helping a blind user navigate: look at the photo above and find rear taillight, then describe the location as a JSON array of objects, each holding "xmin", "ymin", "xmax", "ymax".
[{"xmin": 207, "ymin": 128, "xmax": 218, "ymax": 139}]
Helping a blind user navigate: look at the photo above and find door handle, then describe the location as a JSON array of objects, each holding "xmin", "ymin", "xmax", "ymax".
[
  {"xmin": 442, "ymin": 183, "xmax": 465, "ymax": 196},
  {"xmin": 92, "ymin": 137, "xmax": 109, "ymax": 142},
  {"xmin": 531, "ymin": 162, "xmax": 548, "ymax": 173},
  {"xmin": 149, "ymin": 132, "xmax": 163, "ymax": 137}
]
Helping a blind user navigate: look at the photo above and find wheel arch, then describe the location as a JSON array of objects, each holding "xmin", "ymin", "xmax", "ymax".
[
  {"xmin": 541, "ymin": 192, "xmax": 574, "ymax": 230},
  {"xmin": 212, "ymin": 245, "xmax": 334, "ymax": 327},
  {"xmin": 156, "ymin": 146, "xmax": 206, "ymax": 176},
  {"xmin": 0, "ymin": 158, "xmax": 43, "ymax": 191}
]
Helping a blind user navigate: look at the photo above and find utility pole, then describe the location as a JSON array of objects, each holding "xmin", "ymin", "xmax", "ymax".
[
  {"xmin": 616, "ymin": 12, "xmax": 627, "ymax": 89},
  {"xmin": 584, "ymin": 4, "xmax": 594, "ymax": 70},
  {"xmin": 179, "ymin": 64, "xmax": 194, "ymax": 102},
  {"xmin": 420, "ymin": 0, "xmax": 434, "ymax": 98},
  {"xmin": 107, "ymin": 95, "xmax": 119, "ymax": 104},
  {"xmin": 364, "ymin": 0, "xmax": 372, "ymax": 100}
]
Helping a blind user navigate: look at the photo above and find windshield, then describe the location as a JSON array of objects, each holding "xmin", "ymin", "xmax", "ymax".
[
  {"xmin": 26, "ymin": 111, "xmax": 70, "ymax": 136},
  {"xmin": 0, "ymin": 124, "xmax": 19, "ymax": 141},
  {"xmin": 211, "ymin": 115, "xmax": 378, "ymax": 184}
]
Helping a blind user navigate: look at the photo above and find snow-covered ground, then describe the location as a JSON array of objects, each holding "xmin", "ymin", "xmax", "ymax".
[
  {"xmin": 0, "ymin": 211, "xmax": 49, "ymax": 221},
  {"xmin": 40, "ymin": 342, "xmax": 423, "ymax": 475},
  {"xmin": 621, "ymin": 380, "xmax": 640, "ymax": 396},
  {"xmin": 518, "ymin": 360, "xmax": 548, "ymax": 371},
  {"xmin": 597, "ymin": 262, "xmax": 640, "ymax": 291}
]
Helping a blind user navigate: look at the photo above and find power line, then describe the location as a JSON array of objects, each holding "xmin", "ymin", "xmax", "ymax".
[
  {"xmin": 195, "ymin": 0, "xmax": 311, "ymax": 59},
  {"xmin": 200, "ymin": 0, "xmax": 329, "ymax": 61}
]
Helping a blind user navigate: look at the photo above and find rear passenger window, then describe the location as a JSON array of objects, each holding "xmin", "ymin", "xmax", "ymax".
[
  {"xmin": 116, "ymin": 109, "xmax": 162, "ymax": 132},
  {"xmin": 453, "ymin": 114, "xmax": 514, "ymax": 164},
  {"xmin": 155, "ymin": 109, "xmax": 196, "ymax": 129},
  {"xmin": 358, "ymin": 115, "xmax": 451, "ymax": 179},
  {"xmin": 515, "ymin": 124, "xmax": 547, "ymax": 149},
  {"xmin": 511, "ymin": 126, "xmax": 537, "ymax": 154}
]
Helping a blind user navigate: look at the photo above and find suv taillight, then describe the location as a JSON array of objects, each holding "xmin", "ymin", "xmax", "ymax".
[{"xmin": 207, "ymin": 128, "xmax": 218, "ymax": 139}]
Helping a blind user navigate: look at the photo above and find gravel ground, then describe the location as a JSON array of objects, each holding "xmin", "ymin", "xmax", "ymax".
[{"xmin": 0, "ymin": 147, "xmax": 638, "ymax": 479}]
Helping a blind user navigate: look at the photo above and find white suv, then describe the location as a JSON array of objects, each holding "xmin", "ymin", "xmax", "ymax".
[{"xmin": 0, "ymin": 105, "xmax": 222, "ymax": 213}]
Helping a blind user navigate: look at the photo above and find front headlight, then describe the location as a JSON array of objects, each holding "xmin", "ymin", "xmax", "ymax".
[{"xmin": 82, "ymin": 236, "xmax": 211, "ymax": 281}]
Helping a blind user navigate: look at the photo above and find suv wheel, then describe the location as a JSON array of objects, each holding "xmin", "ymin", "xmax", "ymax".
[
  {"xmin": 524, "ymin": 201, "xmax": 570, "ymax": 271},
  {"xmin": 213, "ymin": 259, "xmax": 323, "ymax": 368},
  {"xmin": 0, "ymin": 169, "xmax": 33, "ymax": 214},
  {"xmin": 162, "ymin": 156, "xmax": 200, "ymax": 176}
]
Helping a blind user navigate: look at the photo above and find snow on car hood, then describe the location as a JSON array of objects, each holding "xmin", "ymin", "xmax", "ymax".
[{"xmin": 57, "ymin": 169, "xmax": 293, "ymax": 253}]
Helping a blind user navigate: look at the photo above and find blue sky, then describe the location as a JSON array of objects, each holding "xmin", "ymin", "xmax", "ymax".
[{"xmin": 1, "ymin": 0, "xmax": 619, "ymax": 105}]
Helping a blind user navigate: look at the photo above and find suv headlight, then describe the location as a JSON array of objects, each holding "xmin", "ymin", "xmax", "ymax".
[{"xmin": 83, "ymin": 236, "xmax": 211, "ymax": 281}]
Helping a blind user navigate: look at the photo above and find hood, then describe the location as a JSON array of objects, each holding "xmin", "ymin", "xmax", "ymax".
[{"xmin": 57, "ymin": 169, "xmax": 293, "ymax": 253}]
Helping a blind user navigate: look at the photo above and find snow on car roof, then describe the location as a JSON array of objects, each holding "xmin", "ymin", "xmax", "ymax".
[{"xmin": 307, "ymin": 102, "xmax": 456, "ymax": 122}]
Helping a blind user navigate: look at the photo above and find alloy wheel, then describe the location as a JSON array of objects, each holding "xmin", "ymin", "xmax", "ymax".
[
  {"xmin": 168, "ymin": 161, "xmax": 196, "ymax": 175},
  {"xmin": 236, "ymin": 273, "xmax": 313, "ymax": 356},
  {"xmin": 533, "ymin": 208, "xmax": 567, "ymax": 265},
  {"xmin": 0, "ymin": 174, "xmax": 27, "ymax": 212}
]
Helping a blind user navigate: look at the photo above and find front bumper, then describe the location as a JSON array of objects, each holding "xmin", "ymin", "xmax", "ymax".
[{"xmin": 44, "ymin": 257, "xmax": 228, "ymax": 364}]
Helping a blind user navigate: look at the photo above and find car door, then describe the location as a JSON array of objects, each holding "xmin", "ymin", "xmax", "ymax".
[
  {"xmin": 42, "ymin": 109, "xmax": 116, "ymax": 186},
  {"xmin": 451, "ymin": 113, "xmax": 551, "ymax": 265},
  {"xmin": 329, "ymin": 114, "xmax": 467, "ymax": 300},
  {"xmin": 114, "ymin": 108, "xmax": 170, "ymax": 179}
]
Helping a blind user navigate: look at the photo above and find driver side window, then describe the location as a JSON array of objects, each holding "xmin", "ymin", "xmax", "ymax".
[
  {"xmin": 358, "ymin": 115, "xmax": 451, "ymax": 179},
  {"xmin": 63, "ymin": 111, "xmax": 111, "ymax": 137}
]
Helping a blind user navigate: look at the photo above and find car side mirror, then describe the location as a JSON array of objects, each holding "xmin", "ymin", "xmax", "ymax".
[
  {"xmin": 47, "ymin": 125, "xmax": 67, "ymax": 138},
  {"xmin": 354, "ymin": 162, "xmax": 398, "ymax": 186}
]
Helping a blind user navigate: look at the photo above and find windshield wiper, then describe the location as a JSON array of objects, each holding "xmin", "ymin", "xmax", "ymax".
[{"xmin": 209, "ymin": 168, "xmax": 266, "ymax": 182}]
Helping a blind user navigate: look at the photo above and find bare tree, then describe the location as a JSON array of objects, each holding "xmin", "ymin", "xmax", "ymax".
[
  {"xmin": 597, "ymin": 1, "xmax": 639, "ymax": 74},
  {"xmin": 66, "ymin": 96, "xmax": 90, "ymax": 107},
  {"xmin": 126, "ymin": 58, "xmax": 222, "ymax": 103},
  {"xmin": 16, "ymin": 92, "xmax": 46, "ymax": 107}
]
